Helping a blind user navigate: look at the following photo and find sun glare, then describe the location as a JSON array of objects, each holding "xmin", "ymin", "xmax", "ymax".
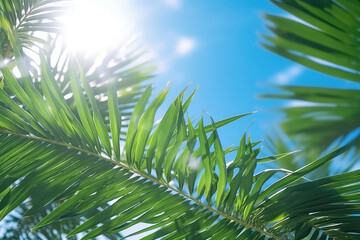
[{"xmin": 62, "ymin": 0, "xmax": 134, "ymax": 54}]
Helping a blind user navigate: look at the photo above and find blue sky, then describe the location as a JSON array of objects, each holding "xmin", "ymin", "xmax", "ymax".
[{"xmin": 101, "ymin": 0, "xmax": 349, "ymax": 156}]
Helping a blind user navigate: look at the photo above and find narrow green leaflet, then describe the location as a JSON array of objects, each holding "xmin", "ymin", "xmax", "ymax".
[
  {"xmin": 125, "ymin": 86, "xmax": 152, "ymax": 166},
  {"xmin": 209, "ymin": 116, "xmax": 227, "ymax": 207},
  {"xmin": 107, "ymin": 85, "xmax": 122, "ymax": 160}
]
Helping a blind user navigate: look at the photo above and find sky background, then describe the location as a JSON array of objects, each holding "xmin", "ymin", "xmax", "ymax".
[{"xmin": 85, "ymin": 0, "xmax": 351, "ymax": 156}]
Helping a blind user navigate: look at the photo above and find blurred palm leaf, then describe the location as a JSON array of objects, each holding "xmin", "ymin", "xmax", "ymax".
[
  {"xmin": 266, "ymin": 130, "xmax": 358, "ymax": 180},
  {"xmin": 263, "ymin": 0, "xmax": 360, "ymax": 83},
  {"xmin": 265, "ymin": 86, "xmax": 360, "ymax": 159},
  {"xmin": 262, "ymin": 0, "xmax": 360, "ymax": 164}
]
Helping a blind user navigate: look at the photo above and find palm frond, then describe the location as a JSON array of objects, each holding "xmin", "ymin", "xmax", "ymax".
[
  {"xmin": 255, "ymin": 169, "xmax": 360, "ymax": 240},
  {"xmin": 2, "ymin": 203, "xmax": 125, "ymax": 240},
  {"xmin": 0, "ymin": 0, "xmax": 68, "ymax": 59},
  {"xmin": 263, "ymin": 86, "xmax": 360, "ymax": 163},
  {"xmin": 0, "ymin": 32, "xmax": 359, "ymax": 239},
  {"xmin": 263, "ymin": 0, "xmax": 360, "ymax": 83},
  {"xmin": 262, "ymin": 0, "xmax": 360, "ymax": 167}
]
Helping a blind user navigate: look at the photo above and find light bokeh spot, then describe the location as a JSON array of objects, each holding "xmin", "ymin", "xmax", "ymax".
[{"xmin": 175, "ymin": 37, "xmax": 196, "ymax": 56}]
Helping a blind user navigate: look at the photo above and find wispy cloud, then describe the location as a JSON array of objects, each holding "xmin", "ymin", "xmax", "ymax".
[
  {"xmin": 286, "ymin": 100, "xmax": 318, "ymax": 108},
  {"xmin": 271, "ymin": 65, "xmax": 304, "ymax": 84},
  {"xmin": 175, "ymin": 37, "xmax": 197, "ymax": 56},
  {"xmin": 163, "ymin": 0, "xmax": 181, "ymax": 9}
]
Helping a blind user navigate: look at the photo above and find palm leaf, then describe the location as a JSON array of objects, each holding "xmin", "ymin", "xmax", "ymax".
[
  {"xmin": 0, "ymin": 0, "xmax": 68, "ymax": 62},
  {"xmin": 263, "ymin": 86, "xmax": 360, "ymax": 163},
  {"xmin": 2, "ymin": 202, "xmax": 124, "ymax": 240},
  {"xmin": 262, "ymin": 0, "xmax": 360, "ymax": 165},
  {"xmin": 254, "ymin": 169, "xmax": 360, "ymax": 240},
  {"xmin": 263, "ymin": 0, "xmax": 360, "ymax": 83}
]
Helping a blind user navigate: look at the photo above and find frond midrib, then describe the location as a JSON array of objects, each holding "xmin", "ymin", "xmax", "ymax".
[{"xmin": 0, "ymin": 128, "xmax": 284, "ymax": 240}]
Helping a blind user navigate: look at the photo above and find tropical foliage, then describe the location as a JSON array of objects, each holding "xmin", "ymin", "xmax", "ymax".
[
  {"xmin": 262, "ymin": 0, "xmax": 360, "ymax": 167},
  {"xmin": 0, "ymin": 0, "xmax": 359, "ymax": 240}
]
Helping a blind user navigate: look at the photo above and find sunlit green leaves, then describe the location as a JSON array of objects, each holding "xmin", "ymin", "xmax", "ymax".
[{"xmin": 0, "ymin": 0, "xmax": 68, "ymax": 65}]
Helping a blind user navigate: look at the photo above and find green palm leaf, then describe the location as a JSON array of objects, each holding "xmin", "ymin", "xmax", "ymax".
[
  {"xmin": 263, "ymin": 0, "xmax": 360, "ymax": 83},
  {"xmin": 2, "ymin": 202, "xmax": 124, "ymax": 240},
  {"xmin": 262, "ymin": 0, "xmax": 360, "ymax": 164},
  {"xmin": 254, "ymin": 169, "xmax": 360, "ymax": 240},
  {"xmin": 263, "ymin": 86, "xmax": 360, "ymax": 163},
  {"xmin": 0, "ymin": 0, "xmax": 68, "ymax": 67}
]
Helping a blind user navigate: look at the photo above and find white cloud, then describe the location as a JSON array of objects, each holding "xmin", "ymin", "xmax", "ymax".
[
  {"xmin": 272, "ymin": 65, "xmax": 304, "ymax": 84},
  {"xmin": 175, "ymin": 37, "xmax": 196, "ymax": 56},
  {"xmin": 163, "ymin": 0, "xmax": 181, "ymax": 9},
  {"xmin": 286, "ymin": 100, "xmax": 318, "ymax": 108}
]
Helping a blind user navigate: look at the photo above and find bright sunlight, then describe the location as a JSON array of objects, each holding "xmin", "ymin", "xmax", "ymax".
[{"xmin": 62, "ymin": 0, "xmax": 134, "ymax": 54}]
